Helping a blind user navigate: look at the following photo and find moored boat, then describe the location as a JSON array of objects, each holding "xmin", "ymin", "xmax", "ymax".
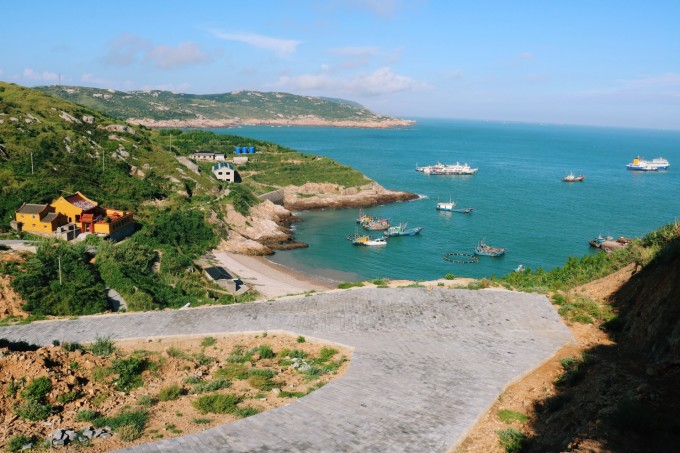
[
  {"xmin": 384, "ymin": 223, "xmax": 424, "ymax": 237},
  {"xmin": 435, "ymin": 200, "xmax": 456, "ymax": 211},
  {"xmin": 626, "ymin": 156, "xmax": 670, "ymax": 171},
  {"xmin": 361, "ymin": 217, "xmax": 390, "ymax": 230},
  {"xmin": 364, "ymin": 237, "xmax": 387, "ymax": 246},
  {"xmin": 474, "ymin": 239, "xmax": 506, "ymax": 257}
]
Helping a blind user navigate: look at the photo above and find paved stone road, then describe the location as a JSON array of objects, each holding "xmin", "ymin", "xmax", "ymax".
[{"xmin": 0, "ymin": 288, "xmax": 573, "ymax": 452}]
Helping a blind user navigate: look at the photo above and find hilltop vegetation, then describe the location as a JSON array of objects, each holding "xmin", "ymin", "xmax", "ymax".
[
  {"xmin": 36, "ymin": 85, "xmax": 414, "ymax": 128},
  {"xmin": 0, "ymin": 81, "xmax": 375, "ymax": 318}
]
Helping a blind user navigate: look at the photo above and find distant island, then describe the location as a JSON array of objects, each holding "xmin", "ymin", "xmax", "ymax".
[{"xmin": 36, "ymin": 85, "xmax": 415, "ymax": 129}]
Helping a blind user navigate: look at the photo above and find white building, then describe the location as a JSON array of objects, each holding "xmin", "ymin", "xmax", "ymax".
[
  {"xmin": 191, "ymin": 151, "xmax": 225, "ymax": 161},
  {"xmin": 212, "ymin": 162, "xmax": 236, "ymax": 182}
]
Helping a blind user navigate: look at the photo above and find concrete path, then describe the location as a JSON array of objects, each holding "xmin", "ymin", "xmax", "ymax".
[{"xmin": 0, "ymin": 288, "xmax": 573, "ymax": 452}]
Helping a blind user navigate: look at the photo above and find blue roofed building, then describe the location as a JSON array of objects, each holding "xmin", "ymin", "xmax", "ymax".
[{"xmin": 212, "ymin": 162, "xmax": 236, "ymax": 182}]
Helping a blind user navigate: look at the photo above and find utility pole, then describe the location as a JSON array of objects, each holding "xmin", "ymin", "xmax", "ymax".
[
  {"xmin": 30, "ymin": 151, "xmax": 34, "ymax": 174},
  {"xmin": 57, "ymin": 256, "xmax": 62, "ymax": 285}
]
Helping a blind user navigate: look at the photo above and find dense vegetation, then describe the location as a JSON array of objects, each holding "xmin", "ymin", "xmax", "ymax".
[{"xmin": 36, "ymin": 85, "xmax": 402, "ymax": 124}]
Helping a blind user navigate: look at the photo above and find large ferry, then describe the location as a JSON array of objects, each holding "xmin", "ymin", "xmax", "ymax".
[
  {"xmin": 416, "ymin": 162, "xmax": 478, "ymax": 175},
  {"xmin": 626, "ymin": 156, "xmax": 670, "ymax": 171}
]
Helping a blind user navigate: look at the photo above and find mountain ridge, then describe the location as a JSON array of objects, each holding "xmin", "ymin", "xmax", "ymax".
[{"xmin": 36, "ymin": 85, "xmax": 415, "ymax": 129}]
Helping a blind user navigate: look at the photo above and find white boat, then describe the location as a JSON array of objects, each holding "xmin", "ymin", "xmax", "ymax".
[
  {"xmin": 435, "ymin": 200, "xmax": 456, "ymax": 211},
  {"xmin": 364, "ymin": 237, "xmax": 387, "ymax": 246},
  {"xmin": 626, "ymin": 156, "xmax": 670, "ymax": 171},
  {"xmin": 416, "ymin": 162, "xmax": 478, "ymax": 175},
  {"xmin": 562, "ymin": 172, "xmax": 585, "ymax": 182},
  {"xmin": 430, "ymin": 162, "xmax": 478, "ymax": 175}
]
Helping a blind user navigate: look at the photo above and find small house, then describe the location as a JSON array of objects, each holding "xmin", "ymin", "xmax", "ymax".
[
  {"xmin": 190, "ymin": 151, "xmax": 225, "ymax": 161},
  {"xmin": 51, "ymin": 192, "xmax": 134, "ymax": 238},
  {"xmin": 13, "ymin": 203, "xmax": 67, "ymax": 235},
  {"xmin": 212, "ymin": 162, "xmax": 236, "ymax": 182}
]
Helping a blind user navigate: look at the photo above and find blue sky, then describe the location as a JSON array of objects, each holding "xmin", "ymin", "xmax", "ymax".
[{"xmin": 2, "ymin": 0, "xmax": 679, "ymax": 129}]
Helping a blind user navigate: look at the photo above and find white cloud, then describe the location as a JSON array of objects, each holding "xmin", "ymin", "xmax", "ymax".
[
  {"xmin": 583, "ymin": 72, "xmax": 680, "ymax": 101},
  {"xmin": 23, "ymin": 68, "xmax": 59, "ymax": 82},
  {"xmin": 103, "ymin": 34, "xmax": 211, "ymax": 70},
  {"xmin": 145, "ymin": 42, "xmax": 212, "ymax": 69},
  {"xmin": 104, "ymin": 33, "xmax": 151, "ymax": 66},
  {"xmin": 210, "ymin": 29, "xmax": 301, "ymax": 57},
  {"xmin": 273, "ymin": 66, "xmax": 421, "ymax": 97}
]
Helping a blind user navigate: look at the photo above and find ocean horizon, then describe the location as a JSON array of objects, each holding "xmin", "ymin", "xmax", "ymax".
[{"xmin": 214, "ymin": 118, "xmax": 680, "ymax": 282}]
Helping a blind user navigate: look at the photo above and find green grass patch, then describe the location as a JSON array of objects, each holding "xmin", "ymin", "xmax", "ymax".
[
  {"xmin": 555, "ymin": 353, "xmax": 591, "ymax": 387},
  {"xmin": 497, "ymin": 428, "xmax": 528, "ymax": 453},
  {"xmin": 157, "ymin": 384, "xmax": 183, "ymax": 402},
  {"xmin": 215, "ymin": 363, "xmax": 249, "ymax": 380},
  {"xmin": 256, "ymin": 344, "xmax": 275, "ymax": 359},
  {"xmin": 192, "ymin": 394, "xmax": 244, "ymax": 414},
  {"xmin": 337, "ymin": 281, "xmax": 364, "ymax": 289},
  {"xmin": 90, "ymin": 336, "xmax": 116, "ymax": 357},
  {"xmin": 497, "ymin": 409, "xmax": 530, "ymax": 424},
  {"xmin": 200, "ymin": 336, "xmax": 217, "ymax": 348},
  {"xmin": 552, "ymin": 294, "xmax": 616, "ymax": 324},
  {"xmin": 190, "ymin": 378, "xmax": 232, "ymax": 394}
]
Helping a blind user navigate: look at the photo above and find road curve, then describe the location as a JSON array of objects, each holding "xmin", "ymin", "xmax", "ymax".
[{"xmin": 0, "ymin": 287, "xmax": 573, "ymax": 452}]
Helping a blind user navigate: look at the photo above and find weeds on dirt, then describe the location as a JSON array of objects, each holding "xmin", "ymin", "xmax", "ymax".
[
  {"xmin": 190, "ymin": 378, "xmax": 232, "ymax": 394},
  {"xmin": 337, "ymin": 281, "xmax": 364, "ymax": 289},
  {"xmin": 498, "ymin": 409, "xmax": 530, "ymax": 424},
  {"xmin": 555, "ymin": 353, "xmax": 591, "ymax": 387},
  {"xmin": 497, "ymin": 428, "xmax": 528, "ymax": 453},
  {"xmin": 157, "ymin": 384, "xmax": 183, "ymax": 401},
  {"xmin": 90, "ymin": 336, "xmax": 116, "ymax": 357},
  {"xmin": 552, "ymin": 294, "xmax": 615, "ymax": 324}
]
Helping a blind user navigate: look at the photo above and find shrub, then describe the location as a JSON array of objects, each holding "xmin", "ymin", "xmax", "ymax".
[
  {"xmin": 94, "ymin": 408, "xmax": 149, "ymax": 433},
  {"xmin": 111, "ymin": 357, "xmax": 148, "ymax": 392},
  {"xmin": 76, "ymin": 409, "xmax": 99, "ymax": 422},
  {"xmin": 57, "ymin": 390, "xmax": 80, "ymax": 404},
  {"xmin": 215, "ymin": 363, "xmax": 248, "ymax": 380},
  {"xmin": 20, "ymin": 376, "xmax": 52, "ymax": 401},
  {"xmin": 497, "ymin": 428, "xmax": 528, "ymax": 453},
  {"xmin": 227, "ymin": 345, "xmax": 253, "ymax": 363},
  {"xmin": 190, "ymin": 378, "xmax": 231, "ymax": 394},
  {"xmin": 90, "ymin": 336, "xmax": 116, "ymax": 357},
  {"xmin": 445, "ymin": 273, "xmax": 455, "ymax": 280},
  {"xmin": 137, "ymin": 394, "xmax": 156, "ymax": 407},
  {"xmin": 157, "ymin": 384, "xmax": 183, "ymax": 402},
  {"xmin": 7, "ymin": 435, "xmax": 39, "ymax": 453},
  {"xmin": 116, "ymin": 424, "xmax": 143, "ymax": 442},
  {"xmin": 256, "ymin": 344, "xmax": 275, "ymax": 359},
  {"xmin": 337, "ymin": 281, "xmax": 364, "ymax": 289},
  {"xmin": 15, "ymin": 399, "xmax": 52, "ymax": 421},
  {"xmin": 296, "ymin": 336, "xmax": 306, "ymax": 343},
  {"xmin": 166, "ymin": 347, "xmax": 190, "ymax": 359},
  {"xmin": 248, "ymin": 374, "xmax": 276, "ymax": 391},
  {"xmin": 555, "ymin": 353, "xmax": 590, "ymax": 387},
  {"xmin": 192, "ymin": 394, "xmax": 244, "ymax": 414},
  {"xmin": 318, "ymin": 347, "xmax": 338, "ymax": 362},
  {"xmin": 200, "ymin": 336, "xmax": 217, "ymax": 348}
]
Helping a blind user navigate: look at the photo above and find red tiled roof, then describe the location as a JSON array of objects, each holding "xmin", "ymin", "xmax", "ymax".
[{"xmin": 65, "ymin": 193, "xmax": 97, "ymax": 210}]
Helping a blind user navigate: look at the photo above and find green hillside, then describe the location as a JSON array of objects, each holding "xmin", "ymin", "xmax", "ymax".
[
  {"xmin": 35, "ymin": 85, "xmax": 408, "ymax": 126},
  {"xmin": 0, "ymin": 81, "xmax": 371, "ymax": 317}
]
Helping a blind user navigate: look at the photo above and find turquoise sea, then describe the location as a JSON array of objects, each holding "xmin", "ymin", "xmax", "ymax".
[{"xmin": 215, "ymin": 119, "xmax": 680, "ymax": 282}]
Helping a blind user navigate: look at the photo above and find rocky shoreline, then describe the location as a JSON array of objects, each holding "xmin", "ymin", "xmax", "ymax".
[
  {"xmin": 219, "ymin": 182, "xmax": 419, "ymax": 256},
  {"xmin": 129, "ymin": 116, "xmax": 415, "ymax": 129}
]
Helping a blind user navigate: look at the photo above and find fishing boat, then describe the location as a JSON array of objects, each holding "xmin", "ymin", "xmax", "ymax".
[
  {"xmin": 562, "ymin": 172, "xmax": 585, "ymax": 182},
  {"xmin": 626, "ymin": 156, "xmax": 670, "ymax": 171},
  {"xmin": 436, "ymin": 200, "xmax": 474, "ymax": 213},
  {"xmin": 513, "ymin": 264, "xmax": 525, "ymax": 272},
  {"xmin": 474, "ymin": 239, "xmax": 506, "ymax": 257},
  {"xmin": 383, "ymin": 223, "xmax": 424, "ymax": 237},
  {"xmin": 435, "ymin": 200, "xmax": 456, "ymax": 211},
  {"xmin": 361, "ymin": 217, "xmax": 390, "ymax": 230},
  {"xmin": 364, "ymin": 237, "xmax": 387, "ymax": 246}
]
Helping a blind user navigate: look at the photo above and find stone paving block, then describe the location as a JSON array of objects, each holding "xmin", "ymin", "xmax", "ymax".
[{"xmin": 0, "ymin": 288, "xmax": 572, "ymax": 452}]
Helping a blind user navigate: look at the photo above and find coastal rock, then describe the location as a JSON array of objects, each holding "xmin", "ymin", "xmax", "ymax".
[
  {"xmin": 128, "ymin": 117, "xmax": 415, "ymax": 129},
  {"xmin": 283, "ymin": 182, "xmax": 419, "ymax": 211}
]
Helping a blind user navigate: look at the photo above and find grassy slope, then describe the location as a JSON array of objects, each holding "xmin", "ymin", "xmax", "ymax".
[{"xmin": 35, "ymin": 86, "xmax": 401, "ymax": 123}]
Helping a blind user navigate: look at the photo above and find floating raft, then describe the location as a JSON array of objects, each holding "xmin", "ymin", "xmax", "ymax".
[{"xmin": 443, "ymin": 252, "xmax": 479, "ymax": 264}]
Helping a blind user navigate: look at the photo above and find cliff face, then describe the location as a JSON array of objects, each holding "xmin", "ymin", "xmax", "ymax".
[{"xmin": 613, "ymin": 241, "xmax": 680, "ymax": 364}]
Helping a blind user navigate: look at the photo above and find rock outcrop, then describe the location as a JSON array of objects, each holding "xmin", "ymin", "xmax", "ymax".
[{"xmin": 218, "ymin": 182, "xmax": 417, "ymax": 255}]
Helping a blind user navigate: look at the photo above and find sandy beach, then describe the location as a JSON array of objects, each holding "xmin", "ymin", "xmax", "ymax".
[{"xmin": 212, "ymin": 251, "xmax": 336, "ymax": 299}]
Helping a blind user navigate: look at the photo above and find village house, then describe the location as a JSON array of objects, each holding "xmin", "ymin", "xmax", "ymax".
[
  {"xmin": 212, "ymin": 162, "xmax": 236, "ymax": 182},
  {"xmin": 12, "ymin": 203, "xmax": 67, "ymax": 236},
  {"xmin": 13, "ymin": 192, "xmax": 135, "ymax": 241},
  {"xmin": 190, "ymin": 150, "xmax": 225, "ymax": 161},
  {"xmin": 50, "ymin": 192, "xmax": 134, "ymax": 238}
]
